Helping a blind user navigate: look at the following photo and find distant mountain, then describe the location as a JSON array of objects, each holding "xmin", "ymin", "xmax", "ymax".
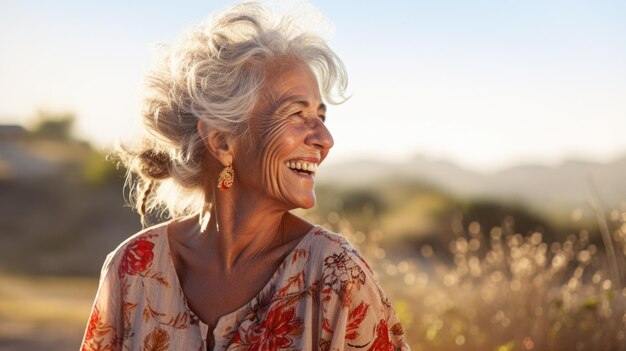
[{"xmin": 318, "ymin": 155, "xmax": 626, "ymax": 215}]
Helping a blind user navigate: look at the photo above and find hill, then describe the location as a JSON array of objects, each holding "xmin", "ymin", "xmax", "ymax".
[{"xmin": 319, "ymin": 155, "xmax": 626, "ymax": 220}]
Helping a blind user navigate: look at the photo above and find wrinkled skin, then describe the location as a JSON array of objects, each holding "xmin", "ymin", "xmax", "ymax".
[{"xmin": 233, "ymin": 59, "xmax": 334, "ymax": 210}]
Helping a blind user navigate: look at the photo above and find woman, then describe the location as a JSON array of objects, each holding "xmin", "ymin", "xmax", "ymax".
[{"xmin": 81, "ymin": 3, "xmax": 409, "ymax": 350}]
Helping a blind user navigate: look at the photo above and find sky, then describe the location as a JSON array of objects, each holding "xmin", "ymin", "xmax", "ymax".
[{"xmin": 1, "ymin": 0, "xmax": 625, "ymax": 172}]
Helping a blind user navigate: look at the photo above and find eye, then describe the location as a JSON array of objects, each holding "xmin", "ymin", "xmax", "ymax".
[
  {"xmin": 290, "ymin": 111, "xmax": 303, "ymax": 118},
  {"xmin": 318, "ymin": 114, "xmax": 326, "ymax": 123}
]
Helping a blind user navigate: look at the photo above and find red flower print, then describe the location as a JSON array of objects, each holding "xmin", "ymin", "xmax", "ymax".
[
  {"xmin": 82, "ymin": 305, "xmax": 115, "ymax": 351},
  {"xmin": 230, "ymin": 304, "xmax": 302, "ymax": 350},
  {"xmin": 84, "ymin": 306, "xmax": 100, "ymax": 341},
  {"xmin": 118, "ymin": 235, "xmax": 155, "ymax": 279},
  {"xmin": 346, "ymin": 302, "xmax": 369, "ymax": 340},
  {"xmin": 368, "ymin": 319, "xmax": 394, "ymax": 351}
]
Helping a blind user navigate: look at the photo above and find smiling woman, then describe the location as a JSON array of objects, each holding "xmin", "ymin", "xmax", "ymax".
[
  {"xmin": 236, "ymin": 59, "xmax": 333, "ymax": 210},
  {"xmin": 80, "ymin": 2, "xmax": 409, "ymax": 350}
]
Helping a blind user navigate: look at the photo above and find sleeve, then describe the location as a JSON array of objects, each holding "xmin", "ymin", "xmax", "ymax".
[
  {"xmin": 80, "ymin": 252, "xmax": 125, "ymax": 351},
  {"xmin": 317, "ymin": 246, "xmax": 410, "ymax": 351}
]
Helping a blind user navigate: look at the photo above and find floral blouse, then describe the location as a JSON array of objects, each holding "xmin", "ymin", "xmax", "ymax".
[{"xmin": 81, "ymin": 223, "xmax": 409, "ymax": 350}]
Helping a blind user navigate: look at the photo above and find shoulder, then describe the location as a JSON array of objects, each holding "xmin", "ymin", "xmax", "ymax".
[
  {"xmin": 307, "ymin": 228, "xmax": 409, "ymax": 349},
  {"xmin": 307, "ymin": 227, "xmax": 385, "ymax": 304},
  {"xmin": 99, "ymin": 222, "xmax": 169, "ymax": 282},
  {"xmin": 308, "ymin": 226, "xmax": 375, "ymax": 274}
]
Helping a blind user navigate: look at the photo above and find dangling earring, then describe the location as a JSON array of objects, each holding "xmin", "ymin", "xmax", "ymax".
[{"xmin": 217, "ymin": 164, "xmax": 234, "ymax": 191}]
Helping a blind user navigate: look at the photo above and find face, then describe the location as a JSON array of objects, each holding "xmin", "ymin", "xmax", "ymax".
[{"xmin": 232, "ymin": 59, "xmax": 333, "ymax": 210}]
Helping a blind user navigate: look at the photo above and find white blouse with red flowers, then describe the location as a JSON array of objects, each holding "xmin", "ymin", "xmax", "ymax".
[{"xmin": 80, "ymin": 223, "xmax": 410, "ymax": 351}]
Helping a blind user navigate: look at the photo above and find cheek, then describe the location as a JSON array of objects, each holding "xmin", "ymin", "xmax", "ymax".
[
  {"xmin": 253, "ymin": 118, "xmax": 293, "ymax": 195},
  {"xmin": 247, "ymin": 113, "xmax": 311, "ymax": 205}
]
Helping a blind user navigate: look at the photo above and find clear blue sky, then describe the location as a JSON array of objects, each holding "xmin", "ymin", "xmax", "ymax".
[{"xmin": 1, "ymin": 0, "xmax": 625, "ymax": 171}]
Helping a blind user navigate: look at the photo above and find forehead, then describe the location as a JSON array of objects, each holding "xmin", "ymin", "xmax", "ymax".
[{"xmin": 261, "ymin": 59, "xmax": 322, "ymax": 105}]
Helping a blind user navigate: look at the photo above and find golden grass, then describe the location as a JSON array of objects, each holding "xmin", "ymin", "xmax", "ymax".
[
  {"xmin": 0, "ymin": 273, "xmax": 97, "ymax": 325},
  {"xmin": 324, "ymin": 207, "xmax": 626, "ymax": 351},
  {"xmin": 2, "ymin": 205, "xmax": 625, "ymax": 351},
  {"xmin": 0, "ymin": 274, "xmax": 98, "ymax": 350}
]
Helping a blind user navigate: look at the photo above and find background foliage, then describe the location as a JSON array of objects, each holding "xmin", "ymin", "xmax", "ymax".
[{"xmin": 0, "ymin": 115, "xmax": 624, "ymax": 350}]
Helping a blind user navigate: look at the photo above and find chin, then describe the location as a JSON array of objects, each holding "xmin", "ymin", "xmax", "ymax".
[
  {"xmin": 294, "ymin": 194, "xmax": 316, "ymax": 210},
  {"xmin": 299, "ymin": 201, "xmax": 315, "ymax": 210}
]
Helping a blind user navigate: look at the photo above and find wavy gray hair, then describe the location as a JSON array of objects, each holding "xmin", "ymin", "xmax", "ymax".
[{"xmin": 117, "ymin": 2, "xmax": 348, "ymax": 223}]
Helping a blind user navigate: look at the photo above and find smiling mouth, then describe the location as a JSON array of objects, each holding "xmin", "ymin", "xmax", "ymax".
[{"xmin": 285, "ymin": 160, "xmax": 318, "ymax": 176}]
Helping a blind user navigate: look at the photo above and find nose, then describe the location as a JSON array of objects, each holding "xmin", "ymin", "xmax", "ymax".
[{"xmin": 306, "ymin": 119, "xmax": 334, "ymax": 151}]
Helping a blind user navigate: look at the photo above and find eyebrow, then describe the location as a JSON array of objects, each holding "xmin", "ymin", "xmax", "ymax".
[{"xmin": 270, "ymin": 95, "xmax": 327, "ymax": 115}]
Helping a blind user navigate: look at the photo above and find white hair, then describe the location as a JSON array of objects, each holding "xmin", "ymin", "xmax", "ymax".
[{"xmin": 116, "ymin": 2, "xmax": 348, "ymax": 223}]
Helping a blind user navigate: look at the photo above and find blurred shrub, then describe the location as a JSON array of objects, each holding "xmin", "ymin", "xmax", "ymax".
[
  {"xmin": 314, "ymin": 180, "xmax": 588, "ymax": 252},
  {"xmin": 30, "ymin": 111, "xmax": 76, "ymax": 141},
  {"xmin": 81, "ymin": 150, "xmax": 123, "ymax": 186}
]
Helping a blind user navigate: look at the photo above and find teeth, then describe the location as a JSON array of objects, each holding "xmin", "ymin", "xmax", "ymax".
[{"xmin": 284, "ymin": 161, "xmax": 318, "ymax": 173}]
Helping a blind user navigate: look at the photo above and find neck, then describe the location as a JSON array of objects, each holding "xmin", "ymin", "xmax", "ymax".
[{"xmin": 201, "ymin": 188, "xmax": 292, "ymax": 270}]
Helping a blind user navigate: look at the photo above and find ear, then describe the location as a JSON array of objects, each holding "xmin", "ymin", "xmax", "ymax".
[{"xmin": 197, "ymin": 120, "xmax": 234, "ymax": 167}]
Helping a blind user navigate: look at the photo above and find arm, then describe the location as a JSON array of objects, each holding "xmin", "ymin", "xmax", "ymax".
[
  {"xmin": 318, "ymin": 246, "xmax": 410, "ymax": 350},
  {"xmin": 80, "ymin": 252, "xmax": 124, "ymax": 351}
]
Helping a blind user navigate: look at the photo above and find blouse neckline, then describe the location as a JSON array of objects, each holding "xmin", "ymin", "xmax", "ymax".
[{"xmin": 160, "ymin": 221, "xmax": 319, "ymax": 349}]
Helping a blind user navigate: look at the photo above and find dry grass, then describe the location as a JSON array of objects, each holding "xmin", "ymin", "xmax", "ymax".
[
  {"xmin": 322, "ymin": 206, "xmax": 626, "ymax": 351},
  {"xmin": 2, "ymin": 205, "xmax": 625, "ymax": 351},
  {"xmin": 0, "ymin": 273, "xmax": 97, "ymax": 351}
]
